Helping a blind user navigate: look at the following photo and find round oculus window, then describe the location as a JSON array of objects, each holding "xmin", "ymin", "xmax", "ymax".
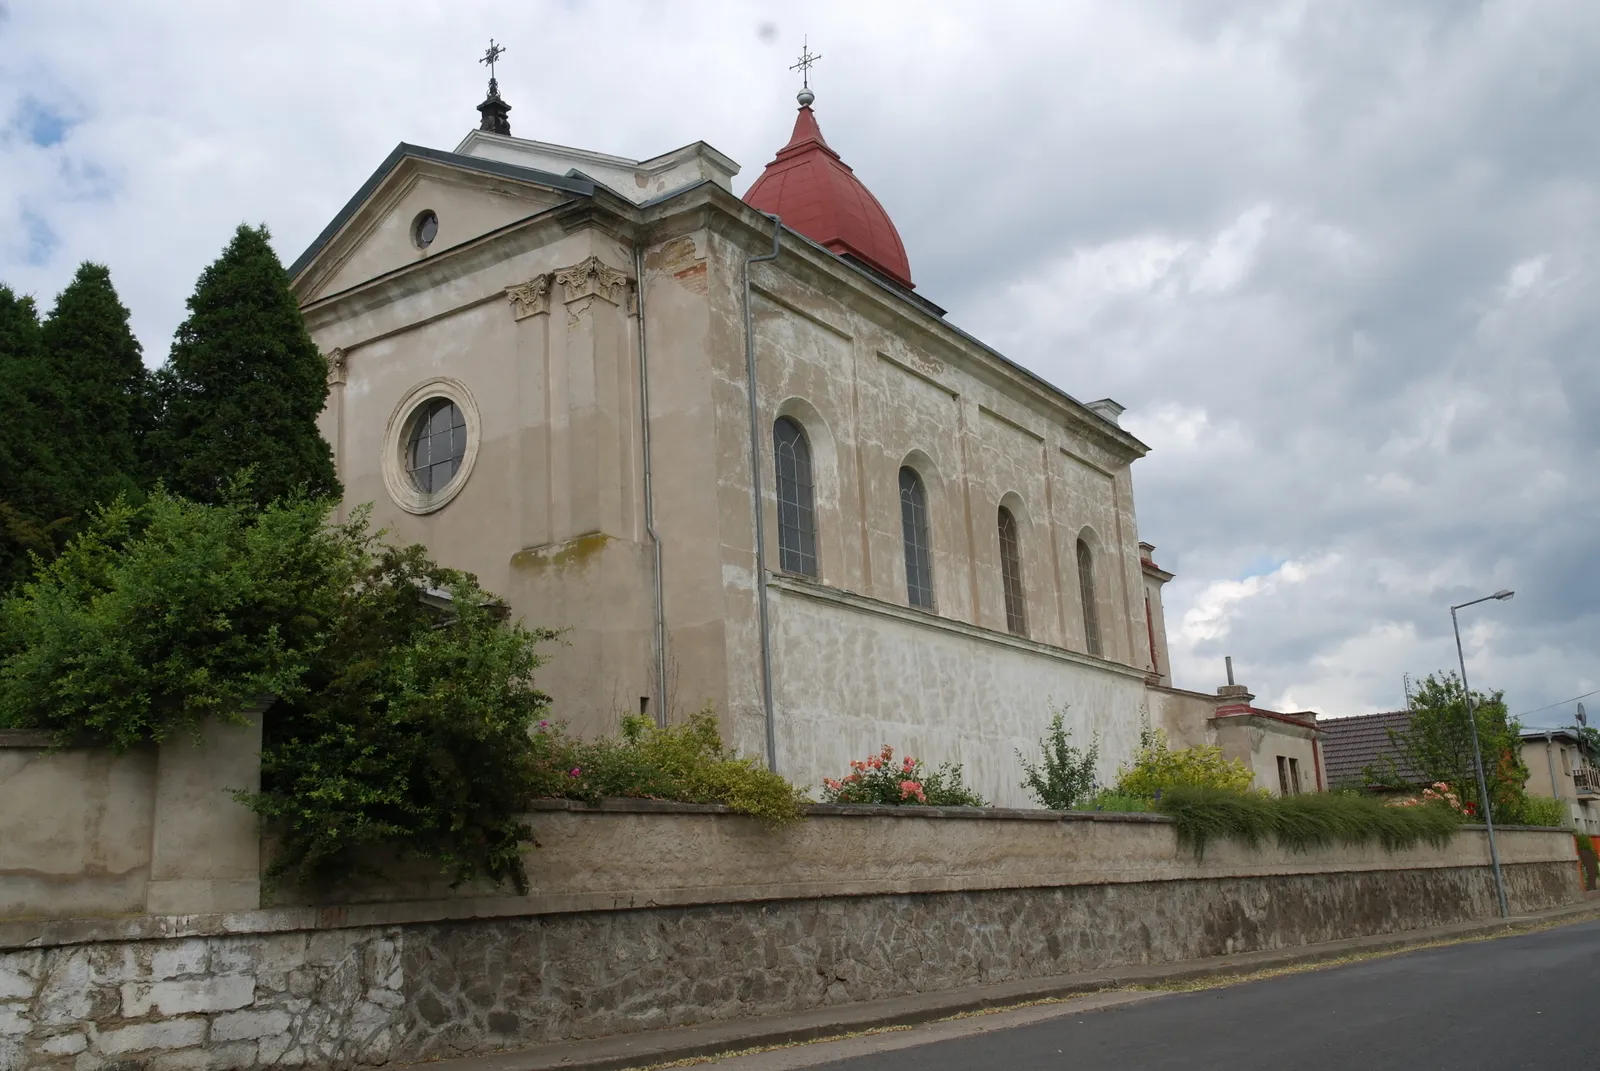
[
  {"xmin": 405, "ymin": 398, "xmax": 467, "ymax": 494},
  {"xmin": 411, "ymin": 210, "xmax": 439, "ymax": 249}
]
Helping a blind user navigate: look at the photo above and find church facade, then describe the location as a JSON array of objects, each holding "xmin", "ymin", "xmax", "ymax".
[{"xmin": 290, "ymin": 76, "xmax": 1321, "ymax": 806}]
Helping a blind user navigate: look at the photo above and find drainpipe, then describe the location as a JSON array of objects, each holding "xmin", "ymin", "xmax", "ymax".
[
  {"xmin": 634, "ymin": 244, "xmax": 668, "ymax": 727},
  {"xmin": 1545, "ymin": 732, "xmax": 1560, "ymax": 804},
  {"xmin": 743, "ymin": 213, "xmax": 783, "ymax": 771}
]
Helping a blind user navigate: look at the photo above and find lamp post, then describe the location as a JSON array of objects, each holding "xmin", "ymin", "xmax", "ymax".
[{"xmin": 1450, "ymin": 588, "xmax": 1514, "ymax": 919}]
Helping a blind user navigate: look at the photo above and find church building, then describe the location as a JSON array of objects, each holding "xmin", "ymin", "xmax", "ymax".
[{"xmin": 290, "ymin": 58, "xmax": 1323, "ymax": 806}]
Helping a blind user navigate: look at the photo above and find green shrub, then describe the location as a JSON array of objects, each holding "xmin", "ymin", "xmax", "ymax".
[
  {"xmin": 821, "ymin": 744, "xmax": 988, "ymax": 807},
  {"xmin": 1499, "ymin": 793, "xmax": 1569, "ymax": 828},
  {"xmin": 241, "ymin": 524, "xmax": 559, "ymax": 892},
  {"xmin": 1575, "ymin": 833, "xmax": 1598, "ymax": 891},
  {"xmin": 1075, "ymin": 789, "xmax": 1152, "ymax": 813},
  {"xmin": 1155, "ymin": 786, "xmax": 1461, "ymax": 858},
  {"xmin": 0, "ymin": 491, "xmax": 562, "ymax": 893},
  {"xmin": 1115, "ymin": 729, "xmax": 1256, "ymax": 797},
  {"xmin": 1018, "ymin": 707, "xmax": 1099, "ymax": 810},
  {"xmin": 0, "ymin": 489, "xmax": 340, "ymax": 747},
  {"xmin": 530, "ymin": 708, "xmax": 805, "ymax": 826}
]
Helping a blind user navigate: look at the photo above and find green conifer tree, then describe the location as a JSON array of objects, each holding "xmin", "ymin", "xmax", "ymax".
[
  {"xmin": 0, "ymin": 287, "xmax": 74, "ymax": 587},
  {"xmin": 40, "ymin": 263, "xmax": 151, "ymax": 507},
  {"xmin": 152, "ymin": 224, "xmax": 339, "ymax": 505}
]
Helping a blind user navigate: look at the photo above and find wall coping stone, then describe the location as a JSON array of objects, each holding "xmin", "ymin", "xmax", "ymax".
[
  {"xmin": 524, "ymin": 797, "xmax": 1177, "ymax": 823},
  {"xmin": 0, "ymin": 729, "xmax": 62, "ymax": 748},
  {"xmin": 524, "ymin": 796, "xmax": 1566, "ymax": 833}
]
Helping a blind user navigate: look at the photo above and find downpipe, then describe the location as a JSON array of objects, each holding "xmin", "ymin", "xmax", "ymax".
[
  {"xmin": 634, "ymin": 244, "xmax": 668, "ymax": 727},
  {"xmin": 743, "ymin": 214, "xmax": 783, "ymax": 771}
]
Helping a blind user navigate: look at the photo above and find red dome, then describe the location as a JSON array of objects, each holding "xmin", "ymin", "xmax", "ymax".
[{"xmin": 743, "ymin": 103, "xmax": 914, "ymax": 290}]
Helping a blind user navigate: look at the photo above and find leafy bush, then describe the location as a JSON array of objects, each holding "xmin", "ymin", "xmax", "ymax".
[
  {"xmin": 1114, "ymin": 729, "xmax": 1256, "ymax": 797},
  {"xmin": 1155, "ymin": 785, "xmax": 1461, "ymax": 858},
  {"xmin": 527, "ymin": 708, "xmax": 805, "ymax": 826},
  {"xmin": 240, "ymin": 525, "xmax": 558, "ymax": 892},
  {"xmin": 0, "ymin": 492, "xmax": 562, "ymax": 892},
  {"xmin": 1075, "ymin": 789, "xmax": 1152, "ymax": 813},
  {"xmin": 1576, "ymin": 834, "xmax": 1598, "ymax": 891},
  {"xmin": 1018, "ymin": 707, "xmax": 1099, "ymax": 810},
  {"xmin": 821, "ymin": 744, "xmax": 988, "ymax": 807},
  {"xmin": 0, "ymin": 489, "xmax": 339, "ymax": 747},
  {"xmin": 1499, "ymin": 793, "xmax": 1569, "ymax": 828}
]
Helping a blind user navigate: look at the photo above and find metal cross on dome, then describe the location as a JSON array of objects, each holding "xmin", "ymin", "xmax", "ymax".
[{"xmin": 789, "ymin": 37, "xmax": 821, "ymax": 89}]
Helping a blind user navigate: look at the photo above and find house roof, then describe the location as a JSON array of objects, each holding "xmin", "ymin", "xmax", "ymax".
[
  {"xmin": 1520, "ymin": 727, "xmax": 1587, "ymax": 745},
  {"xmin": 1318, "ymin": 710, "xmax": 1423, "ymax": 787}
]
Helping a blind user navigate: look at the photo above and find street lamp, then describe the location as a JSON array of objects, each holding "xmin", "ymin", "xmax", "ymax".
[{"xmin": 1450, "ymin": 587, "xmax": 1514, "ymax": 918}]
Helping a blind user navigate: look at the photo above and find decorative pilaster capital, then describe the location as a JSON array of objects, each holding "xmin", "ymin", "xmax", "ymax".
[
  {"xmin": 506, "ymin": 274, "xmax": 553, "ymax": 320},
  {"xmin": 325, "ymin": 347, "xmax": 347, "ymax": 387},
  {"xmin": 555, "ymin": 255, "xmax": 631, "ymax": 305}
]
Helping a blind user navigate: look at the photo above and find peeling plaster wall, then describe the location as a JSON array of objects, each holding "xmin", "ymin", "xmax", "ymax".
[
  {"xmin": 768, "ymin": 582, "xmax": 1149, "ymax": 805},
  {"xmin": 700, "ymin": 223, "xmax": 1160, "ymax": 767}
]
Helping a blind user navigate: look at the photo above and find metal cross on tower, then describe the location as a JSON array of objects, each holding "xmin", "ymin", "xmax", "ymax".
[
  {"xmin": 481, "ymin": 39, "xmax": 506, "ymax": 88},
  {"xmin": 789, "ymin": 37, "xmax": 821, "ymax": 89}
]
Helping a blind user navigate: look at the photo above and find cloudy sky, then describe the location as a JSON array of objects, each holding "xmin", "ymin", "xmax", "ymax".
[{"xmin": 3, "ymin": 0, "xmax": 1596, "ymax": 725}]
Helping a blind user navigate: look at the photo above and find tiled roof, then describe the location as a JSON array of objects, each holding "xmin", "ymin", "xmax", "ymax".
[{"xmin": 1318, "ymin": 710, "xmax": 1424, "ymax": 787}]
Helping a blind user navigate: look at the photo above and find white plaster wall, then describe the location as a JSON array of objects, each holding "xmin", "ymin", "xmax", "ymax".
[{"xmin": 768, "ymin": 581, "xmax": 1149, "ymax": 808}]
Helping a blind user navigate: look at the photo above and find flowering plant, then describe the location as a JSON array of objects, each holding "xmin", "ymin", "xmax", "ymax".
[
  {"xmin": 1389, "ymin": 781, "xmax": 1469, "ymax": 814},
  {"xmin": 821, "ymin": 744, "xmax": 987, "ymax": 807}
]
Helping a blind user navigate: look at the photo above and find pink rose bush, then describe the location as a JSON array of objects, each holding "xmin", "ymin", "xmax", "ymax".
[{"xmin": 821, "ymin": 744, "xmax": 986, "ymax": 807}]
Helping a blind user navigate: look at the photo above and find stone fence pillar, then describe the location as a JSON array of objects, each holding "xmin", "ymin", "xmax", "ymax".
[{"xmin": 145, "ymin": 698, "xmax": 270, "ymax": 915}]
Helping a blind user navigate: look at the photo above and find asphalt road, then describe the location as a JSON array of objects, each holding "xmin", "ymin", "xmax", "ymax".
[{"xmin": 800, "ymin": 920, "xmax": 1600, "ymax": 1071}]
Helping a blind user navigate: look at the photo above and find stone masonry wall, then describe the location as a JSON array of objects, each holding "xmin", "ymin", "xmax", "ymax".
[{"xmin": 0, "ymin": 860, "xmax": 1578, "ymax": 1070}]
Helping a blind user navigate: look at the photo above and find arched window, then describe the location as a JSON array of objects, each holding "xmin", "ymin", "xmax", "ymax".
[
  {"xmin": 998, "ymin": 506, "xmax": 1027, "ymax": 636},
  {"xmin": 773, "ymin": 417, "xmax": 817, "ymax": 576},
  {"xmin": 1077, "ymin": 537, "xmax": 1102, "ymax": 657},
  {"xmin": 899, "ymin": 467, "xmax": 935, "ymax": 609}
]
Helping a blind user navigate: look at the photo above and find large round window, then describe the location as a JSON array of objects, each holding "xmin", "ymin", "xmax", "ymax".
[
  {"xmin": 383, "ymin": 378, "xmax": 480, "ymax": 515},
  {"xmin": 405, "ymin": 398, "xmax": 467, "ymax": 493}
]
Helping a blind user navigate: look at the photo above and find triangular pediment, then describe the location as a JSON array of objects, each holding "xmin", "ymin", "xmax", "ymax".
[{"xmin": 291, "ymin": 145, "xmax": 593, "ymax": 304}]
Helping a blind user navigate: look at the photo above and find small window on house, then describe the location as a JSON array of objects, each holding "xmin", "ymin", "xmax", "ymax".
[
  {"xmin": 411, "ymin": 209, "xmax": 439, "ymax": 249},
  {"xmin": 1277, "ymin": 756, "xmax": 1290, "ymax": 796},
  {"xmin": 773, "ymin": 417, "xmax": 817, "ymax": 577},
  {"xmin": 1288, "ymin": 757, "xmax": 1302, "ymax": 795},
  {"xmin": 1076, "ymin": 538, "xmax": 1102, "ymax": 657},
  {"xmin": 998, "ymin": 506, "xmax": 1027, "ymax": 635},
  {"xmin": 899, "ymin": 467, "xmax": 935, "ymax": 610},
  {"xmin": 1562, "ymin": 748, "xmax": 1572, "ymax": 777}
]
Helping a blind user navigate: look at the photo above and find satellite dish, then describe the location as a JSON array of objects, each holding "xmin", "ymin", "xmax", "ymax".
[{"xmin": 1579, "ymin": 702, "xmax": 1588, "ymax": 728}]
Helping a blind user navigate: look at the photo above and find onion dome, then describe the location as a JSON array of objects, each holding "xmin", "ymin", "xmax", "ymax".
[{"xmin": 743, "ymin": 91, "xmax": 914, "ymax": 290}]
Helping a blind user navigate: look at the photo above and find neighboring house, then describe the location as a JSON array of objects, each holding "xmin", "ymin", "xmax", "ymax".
[
  {"xmin": 1521, "ymin": 728, "xmax": 1600, "ymax": 834},
  {"xmin": 290, "ymin": 72, "xmax": 1316, "ymax": 806},
  {"xmin": 1155, "ymin": 681, "xmax": 1327, "ymax": 796},
  {"xmin": 1318, "ymin": 710, "xmax": 1423, "ymax": 792}
]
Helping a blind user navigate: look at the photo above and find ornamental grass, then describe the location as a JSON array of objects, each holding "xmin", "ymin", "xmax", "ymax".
[{"xmin": 1154, "ymin": 785, "xmax": 1462, "ymax": 858}]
